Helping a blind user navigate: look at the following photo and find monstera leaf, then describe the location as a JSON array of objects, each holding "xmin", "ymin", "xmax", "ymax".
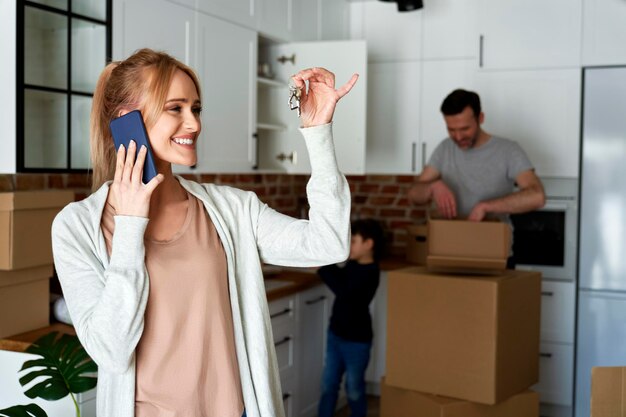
[
  {"xmin": 19, "ymin": 332, "xmax": 97, "ymax": 403},
  {"xmin": 0, "ymin": 404, "xmax": 47, "ymax": 417}
]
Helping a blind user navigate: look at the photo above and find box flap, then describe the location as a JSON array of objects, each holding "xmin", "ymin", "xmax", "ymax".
[
  {"xmin": 592, "ymin": 367, "xmax": 626, "ymax": 416},
  {"xmin": 427, "ymin": 255, "xmax": 506, "ymax": 274},
  {"xmin": 0, "ymin": 191, "xmax": 74, "ymax": 211}
]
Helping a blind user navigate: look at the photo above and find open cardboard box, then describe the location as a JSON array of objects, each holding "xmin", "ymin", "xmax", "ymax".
[
  {"xmin": 380, "ymin": 377, "xmax": 539, "ymax": 417},
  {"xmin": 0, "ymin": 190, "xmax": 74, "ymax": 270},
  {"xmin": 386, "ymin": 267, "xmax": 541, "ymax": 405},
  {"xmin": 426, "ymin": 218, "xmax": 511, "ymax": 273}
]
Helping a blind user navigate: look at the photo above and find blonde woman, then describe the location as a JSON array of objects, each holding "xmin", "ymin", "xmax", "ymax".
[{"xmin": 51, "ymin": 48, "xmax": 357, "ymax": 417}]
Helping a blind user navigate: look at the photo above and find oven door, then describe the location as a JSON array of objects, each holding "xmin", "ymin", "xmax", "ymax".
[{"xmin": 511, "ymin": 201, "xmax": 577, "ymax": 280}]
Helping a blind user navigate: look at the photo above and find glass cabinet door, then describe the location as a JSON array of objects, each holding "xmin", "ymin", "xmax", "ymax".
[{"xmin": 19, "ymin": 0, "xmax": 110, "ymax": 172}]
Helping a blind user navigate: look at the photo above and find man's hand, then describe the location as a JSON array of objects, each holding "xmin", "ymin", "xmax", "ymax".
[
  {"xmin": 468, "ymin": 201, "xmax": 488, "ymax": 222},
  {"xmin": 431, "ymin": 180, "xmax": 457, "ymax": 219}
]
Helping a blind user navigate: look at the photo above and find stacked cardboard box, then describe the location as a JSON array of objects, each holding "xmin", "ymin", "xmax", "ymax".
[
  {"xmin": 591, "ymin": 367, "xmax": 626, "ymax": 417},
  {"xmin": 0, "ymin": 191, "xmax": 74, "ymax": 338},
  {"xmin": 387, "ymin": 219, "xmax": 542, "ymax": 416}
]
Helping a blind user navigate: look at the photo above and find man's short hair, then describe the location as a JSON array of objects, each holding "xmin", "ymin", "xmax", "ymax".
[
  {"xmin": 351, "ymin": 218, "xmax": 385, "ymax": 262},
  {"xmin": 440, "ymin": 89, "xmax": 482, "ymax": 119}
]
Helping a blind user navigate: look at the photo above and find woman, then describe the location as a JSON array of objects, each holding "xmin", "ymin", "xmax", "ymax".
[{"xmin": 51, "ymin": 48, "xmax": 357, "ymax": 417}]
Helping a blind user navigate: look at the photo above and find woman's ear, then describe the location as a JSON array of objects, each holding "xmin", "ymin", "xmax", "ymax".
[{"xmin": 118, "ymin": 109, "xmax": 131, "ymax": 117}]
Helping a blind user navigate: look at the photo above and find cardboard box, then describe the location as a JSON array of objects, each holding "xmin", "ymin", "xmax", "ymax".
[
  {"xmin": 591, "ymin": 367, "xmax": 626, "ymax": 416},
  {"xmin": 386, "ymin": 267, "xmax": 541, "ymax": 404},
  {"xmin": 380, "ymin": 378, "xmax": 539, "ymax": 417},
  {"xmin": 0, "ymin": 190, "xmax": 74, "ymax": 270},
  {"xmin": 405, "ymin": 224, "xmax": 428, "ymax": 265},
  {"xmin": 427, "ymin": 219, "xmax": 511, "ymax": 273},
  {"xmin": 0, "ymin": 265, "xmax": 53, "ymax": 338}
]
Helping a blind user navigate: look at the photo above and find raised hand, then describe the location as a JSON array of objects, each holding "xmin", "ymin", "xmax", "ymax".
[
  {"xmin": 109, "ymin": 140, "xmax": 164, "ymax": 218},
  {"xmin": 431, "ymin": 180, "xmax": 457, "ymax": 219},
  {"xmin": 291, "ymin": 67, "xmax": 359, "ymax": 128}
]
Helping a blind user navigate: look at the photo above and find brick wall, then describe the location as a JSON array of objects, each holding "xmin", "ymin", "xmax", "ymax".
[{"xmin": 0, "ymin": 172, "xmax": 426, "ymax": 255}]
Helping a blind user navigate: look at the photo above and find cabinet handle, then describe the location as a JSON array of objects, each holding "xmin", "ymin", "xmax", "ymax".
[
  {"xmin": 276, "ymin": 152, "xmax": 297, "ymax": 164},
  {"xmin": 283, "ymin": 392, "xmax": 292, "ymax": 400},
  {"xmin": 275, "ymin": 336, "xmax": 292, "ymax": 347},
  {"xmin": 541, "ymin": 291, "xmax": 554, "ymax": 297},
  {"xmin": 411, "ymin": 142, "xmax": 417, "ymax": 172},
  {"xmin": 479, "ymin": 34, "xmax": 484, "ymax": 68},
  {"xmin": 252, "ymin": 133, "xmax": 259, "ymax": 170},
  {"xmin": 277, "ymin": 54, "xmax": 296, "ymax": 65},
  {"xmin": 270, "ymin": 308, "xmax": 292, "ymax": 319},
  {"xmin": 421, "ymin": 143, "xmax": 427, "ymax": 169},
  {"xmin": 539, "ymin": 352, "xmax": 553, "ymax": 358},
  {"xmin": 305, "ymin": 295, "xmax": 327, "ymax": 305}
]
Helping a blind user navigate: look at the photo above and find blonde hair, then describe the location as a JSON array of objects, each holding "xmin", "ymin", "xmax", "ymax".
[{"xmin": 90, "ymin": 48, "xmax": 201, "ymax": 191}]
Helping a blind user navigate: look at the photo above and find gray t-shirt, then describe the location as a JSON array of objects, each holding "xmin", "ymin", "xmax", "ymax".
[{"xmin": 428, "ymin": 136, "xmax": 534, "ymax": 221}]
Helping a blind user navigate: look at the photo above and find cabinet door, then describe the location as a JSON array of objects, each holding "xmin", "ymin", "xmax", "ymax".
[
  {"xmin": 182, "ymin": 14, "xmax": 257, "ymax": 173},
  {"xmin": 420, "ymin": 59, "xmax": 477, "ymax": 169},
  {"xmin": 292, "ymin": 0, "xmax": 319, "ymax": 41},
  {"xmin": 582, "ymin": 0, "xmax": 626, "ymax": 66},
  {"xmin": 474, "ymin": 69, "xmax": 581, "ymax": 178},
  {"xmin": 267, "ymin": 40, "xmax": 367, "ymax": 175},
  {"xmin": 477, "ymin": 0, "xmax": 582, "ymax": 69},
  {"xmin": 533, "ymin": 342, "xmax": 574, "ymax": 406},
  {"xmin": 365, "ymin": 62, "xmax": 421, "ymax": 174},
  {"xmin": 113, "ymin": 0, "xmax": 195, "ymax": 66},
  {"xmin": 296, "ymin": 285, "xmax": 331, "ymax": 417},
  {"xmin": 540, "ymin": 280, "xmax": 576, "ymax": 344},
  {"xmin": 197, "ymin": 0, "xmax": 257, "ymax": 29},
  {"xmin": 349, "ymin": 1, "xmax": 422, "ymax": 62},
  {"xmin": 320, "ymin": 0, "xmax": 349, "ymax": 41},
  {"xmin": 258, "ymin": 0, "xmax": 292, "ymax": 41},
  {"xmin": 422, "ymin": 0, "xmax": 478, "ymax": 60}
]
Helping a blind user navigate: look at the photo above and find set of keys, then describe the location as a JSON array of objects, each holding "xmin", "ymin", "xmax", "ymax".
[{"xmin": 288, "ymin": 84, "xmax": 302, "ymax": 117}]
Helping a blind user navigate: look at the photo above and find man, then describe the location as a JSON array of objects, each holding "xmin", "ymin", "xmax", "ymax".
[{"xmin": 408, "ymin": 89, "xmax": 545, "ymax": 250}]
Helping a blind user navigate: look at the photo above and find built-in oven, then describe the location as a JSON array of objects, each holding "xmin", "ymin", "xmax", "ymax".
[{"xmin": 510, "ymin": 177, "xmax": 578, "ymax": 281}]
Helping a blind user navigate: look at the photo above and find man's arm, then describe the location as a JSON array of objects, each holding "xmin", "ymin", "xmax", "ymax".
[
  {"xmin": 468, "ymin": 170, "xmax": 546, "ymax": 221},
  {"xmin": 408, "ymin": 166, "xmax": 458, "ymax": 218}
]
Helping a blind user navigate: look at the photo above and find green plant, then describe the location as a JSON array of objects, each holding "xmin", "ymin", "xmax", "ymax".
[{"xmin": 0, "ymin": 332, "xmax": 97, "ymax": 417}]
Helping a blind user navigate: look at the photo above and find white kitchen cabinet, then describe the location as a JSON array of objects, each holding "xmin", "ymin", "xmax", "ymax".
[
  {"xmin": 582, "ymin": 0, "xmax": 626, "ymax": 66},
  {"xmin": 422, "ymin": 0, "xmax": 478, "ymax": 60},
  {"xmin": 190, "ymin": 14, "xmax": 257, "ymax": 173},
  {"xmin": 474, "ymin": 68, "xmax": 581, "ymax": 178},
  {"xmin": 320, "ymin": 0, "xmax": 349, "ymax": 41},
  {"xmin": 349, "ymin": 1, "xmax": 422, "ymax": 63},
  {"xmin": 196, "ymin": 0, "xmax": 257, "ymax": 29},
  {"xmin": 477, "ymin": 0, "xmax": 582, "ymax": 69},
  {"xmin": 115, "ymin": 0, "xmax": 258, "ymax": 173},
  {"xmin": 295, "ymin": 284, "xmax": 331, "ymax": 417},
  {"xmin": 365, "ymin": 62, "xmax": 422, "ymax": 174},
  {"xmin": 258, "ymin": 40, "xmax": 367, "ymax": 175},
  {"xmin": 540, "ymin": 280, "xmax": 576, "ymax": 344},
  {"xmin": 113, "ymin": 0, "xmax": 195, "ymax": 65},
  {"xmin": 258, "ymin": 0, "xmax": 292, "ymax": 41},
  {"xmin": 292, "ymin": 0, "xmax": 319, "ymax": 42},
  {"xmin": 533, "ymin": 342, "xmax": 575, "ymax": 406},
  {"xmin": 420, "ymin": 59, "xmax": 477, "ymax": 168}
]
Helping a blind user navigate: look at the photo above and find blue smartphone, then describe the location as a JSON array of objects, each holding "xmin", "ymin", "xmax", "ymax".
[{"xmin": 109, "ymin": 110, "xmax": 158, "ymax": 184}]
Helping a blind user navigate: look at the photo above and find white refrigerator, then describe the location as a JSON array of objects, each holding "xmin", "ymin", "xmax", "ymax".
[{"xmin": 575, "ymin": 66, "xmax": 626, "ymax": 417}]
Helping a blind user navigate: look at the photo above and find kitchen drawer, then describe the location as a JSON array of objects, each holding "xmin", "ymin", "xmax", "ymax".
[
  {"xmin": 273, "ymin": 320, "xmax": 296, "ymax": 376},
  {"xmin": 533, "ymin": 342, "xmax": 574, "ymax": 406},
  {"xmin": 269, "ymin": 295, "xmax": 296, "ymax": 329},
  {"xmin": 540, "ymin": 280, "xmax": 575, "ymax": 344},
  {"xmin": 281, "ymin": 375, "xmax": 296, "ymax": 417}
]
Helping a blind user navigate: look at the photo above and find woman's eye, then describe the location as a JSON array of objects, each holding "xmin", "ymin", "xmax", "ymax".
[
  {"xmin": 168, "ymin": 106, "xmax": 181, "ymax": 113},
  {"xmin": 193, "ymin": 107, "xmax": 202, "ymax": 115}
]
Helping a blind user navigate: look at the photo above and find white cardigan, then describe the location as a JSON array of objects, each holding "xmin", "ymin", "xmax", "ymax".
[{"xmin": 51, "ymin": 123, "xmax": 350, "ymax": 417}]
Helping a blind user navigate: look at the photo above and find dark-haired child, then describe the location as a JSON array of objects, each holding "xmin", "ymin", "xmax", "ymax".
[{"xmin": 317, "ymin": 219, "xmax": 384, "ymax": 417}]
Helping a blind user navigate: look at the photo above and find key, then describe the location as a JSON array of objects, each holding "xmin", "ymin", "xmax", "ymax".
[{"xmin": 288, "ymin": 84, "xmax": 302, "ymax": 117}]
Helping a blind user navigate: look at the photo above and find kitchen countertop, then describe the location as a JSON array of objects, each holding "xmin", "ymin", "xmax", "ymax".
[{"xmin": 1, "ymin": 256, "xmax": 415, "ymax": 350}]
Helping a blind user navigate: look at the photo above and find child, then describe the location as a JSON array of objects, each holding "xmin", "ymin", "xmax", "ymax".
[{"xmin": 317, "ymin": 219, "xmax": 385, "ymax": 417}]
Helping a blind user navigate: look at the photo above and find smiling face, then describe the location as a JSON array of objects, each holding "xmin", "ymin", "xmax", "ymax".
[
  {"xmin": 146, "ymin": 69, "xmax": 202, "ymax": 168},
  {"xmin": 443, "ymin": 106, "xmax": 484, "ymax": 150}
]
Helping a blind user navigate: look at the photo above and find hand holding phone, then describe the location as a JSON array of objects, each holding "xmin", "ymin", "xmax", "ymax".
[{"xmin": 109, "ymin": 110, "xmax": 158, "ymax": 184}]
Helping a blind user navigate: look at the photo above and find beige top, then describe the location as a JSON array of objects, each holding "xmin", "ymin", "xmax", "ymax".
[{"xmin": 101, "ymin": 192, "xmax": 244, "ymax": 417}]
